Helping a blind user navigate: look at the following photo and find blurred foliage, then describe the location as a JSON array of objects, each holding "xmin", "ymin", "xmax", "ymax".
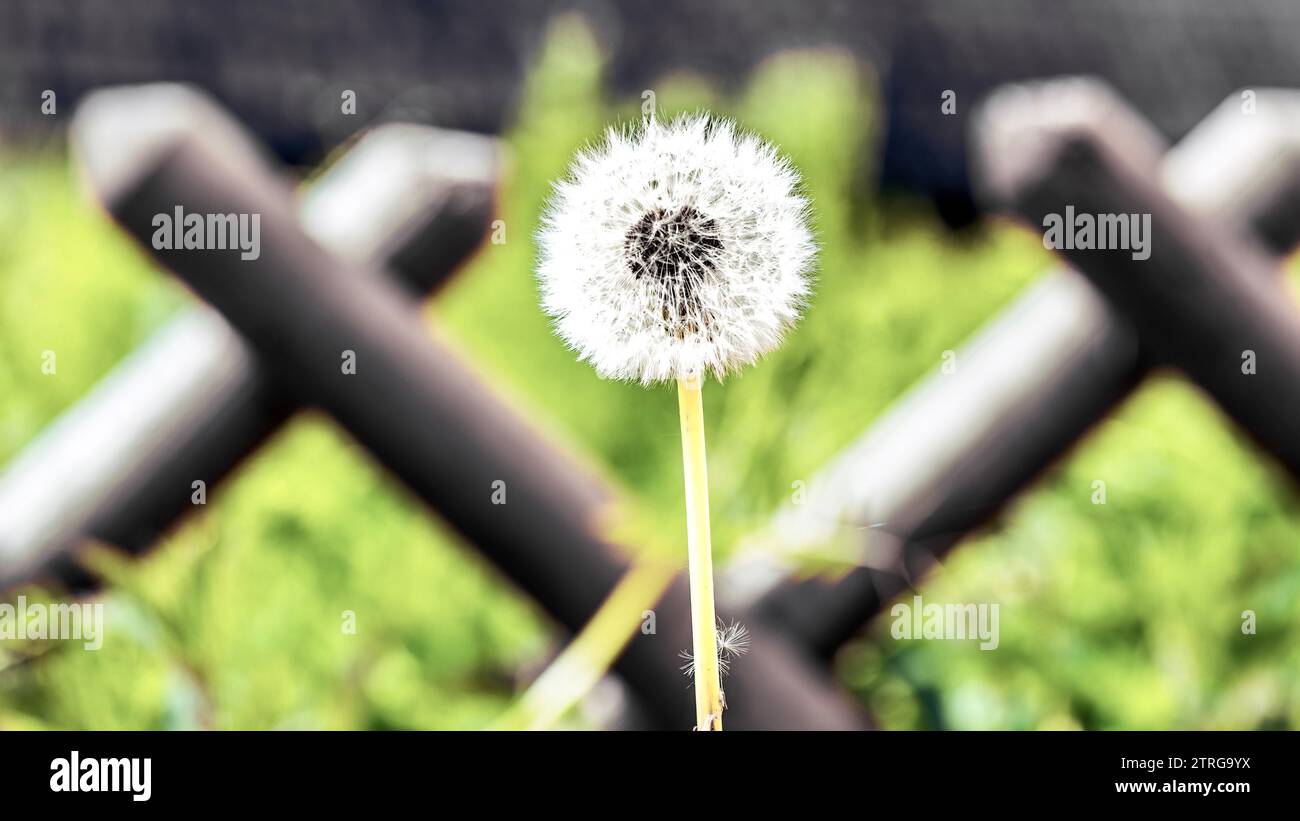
[{"xmin": 1, "ymin": 16, "xmax": 1298, "ymax": 729}]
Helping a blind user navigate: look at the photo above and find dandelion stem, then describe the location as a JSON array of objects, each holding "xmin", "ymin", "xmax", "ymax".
[{"xmin": 676, "ymin": 372, "xmax": 723, "ymax": 730}]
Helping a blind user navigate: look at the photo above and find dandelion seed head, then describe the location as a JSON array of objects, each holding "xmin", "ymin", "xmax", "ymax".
[{"xmin": 537, "ymin": 113, "xmax": 816, "ymax": 384}]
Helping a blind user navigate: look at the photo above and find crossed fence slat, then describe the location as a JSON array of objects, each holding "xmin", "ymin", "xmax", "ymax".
[
  {"xmin": 0, "ymin": 117, "xmax": 496, "ymax": 591},
  {"xmin": 730, "ymin": 83, "xmax": 1300, "ymax": 659},
  {"xmin": 63, "ymin": 85, "xmax": 866, "ymax": 731},
  {"xmin": 978, "ymin": 80, "xmax": 1300, "ymax": 476}
]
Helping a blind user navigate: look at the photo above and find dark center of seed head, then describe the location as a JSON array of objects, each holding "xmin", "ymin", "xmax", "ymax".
[{"xmin": 624, "ymin": 205, "xmax": 723, "ymax": 334}]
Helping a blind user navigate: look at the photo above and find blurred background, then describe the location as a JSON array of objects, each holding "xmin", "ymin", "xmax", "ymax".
[{"xmin": 1, "ymin": 0, "xmax": 1299, "ymax": 729}]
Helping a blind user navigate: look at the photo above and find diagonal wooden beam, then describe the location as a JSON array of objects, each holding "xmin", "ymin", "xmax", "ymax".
[
  {"xmin": 979, "ymin": 78, "xmax": 1300, "ymax": 480},
  {"xmin": 0, "ymin": 113, "xmax": 496, "ymax": 592},
  {"xmin": 733, "ymin": 83, "xmax": 1300, "ymax": 657}
]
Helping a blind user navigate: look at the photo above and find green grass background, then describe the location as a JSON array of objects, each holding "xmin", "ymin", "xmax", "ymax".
[{"xmin": 1, "ymin": 18, "xmax": 1298, "ymax": 729}]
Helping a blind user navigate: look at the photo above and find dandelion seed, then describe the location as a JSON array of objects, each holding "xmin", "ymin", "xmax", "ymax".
[
  {"xmin": 680, "ymin": 648, "xmax": 731, "ymax": 681},
  {"xmin": 678, "ymin": 619, "xmax": 751, "ymax": 681},
  {"xmin": 716, "ymin": 619, "xmax": 751, "ymax": 660}
]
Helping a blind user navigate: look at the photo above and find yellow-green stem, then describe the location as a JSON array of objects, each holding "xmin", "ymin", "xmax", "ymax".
[
  {"xmin": 677, "ymin": 372, "xmax": 723, "ymax": 730},
  {"xmin": 492, "ymin": 560, "xmax": 676, "ymax": 731}
]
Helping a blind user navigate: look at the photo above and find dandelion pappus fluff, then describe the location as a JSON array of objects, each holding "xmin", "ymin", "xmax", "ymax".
[
  {"xmin": 536, "ymin": 113, "xmax": 816, "ymax": 384},
  {"xmin": 679, "ymin": 619, "xmax": 752, "ymax": 680}
]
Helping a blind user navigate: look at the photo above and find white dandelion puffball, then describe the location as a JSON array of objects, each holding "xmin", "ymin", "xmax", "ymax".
[{"xmin": 537, "ymin": 114, "xmax": 816, "ymax": 384}]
